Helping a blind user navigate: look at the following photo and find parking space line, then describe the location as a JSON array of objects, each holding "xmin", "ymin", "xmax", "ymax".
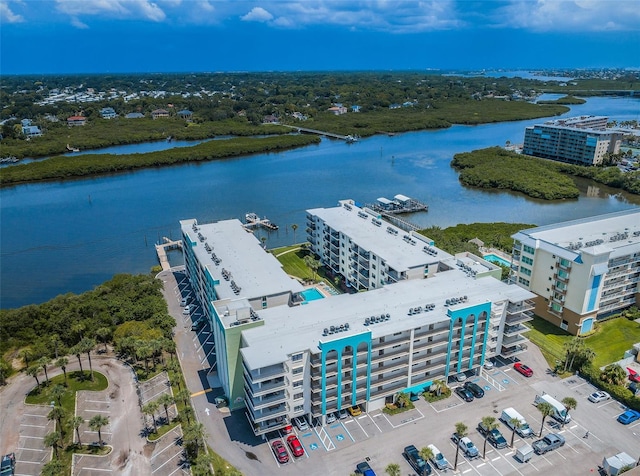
[
  {"xmin": 151, "ymin": 438, "xmax": 181, "ymax": 461},
  {"xmin": 491, "ymin": 456, "xmax": 501, "ymax": 461},
  {"xmin": 17, "ymin": 448, "xmax": 47, "ymax": 452},
  {"xmin": 166, "ymin": 463, "xmax": 189, "ymax": 476},
  {"xmin": 84, "ymin": 399, "xmax": 109, "ymax": 403},
  {"xmin": 85, "ymin": 409, "xmax": 110, "ymax": 413},
  {"xmin": 20, "ymin": 435, "xmax": 44, "ymax": 439},
  {"xmin": 21, "ymin": 424, "xmax": 47, "ymax": 428},
  {"xmin": 152, "ymin": 450, "xmax": 185, "ymax": 473},
  {"xmin": 82, "ymin": 468, "xmax": 112, "ymax": 472},
  {"xmin": 23, "ymin": 413, "xmax": 47, "ymax": 418},
  {"xmin": 347, "ymin": 418, "xmax": 368, "ymax": 438},
  {"xmin": 366, "ymin": 413, "xmax": 383, "ymax": 433}
]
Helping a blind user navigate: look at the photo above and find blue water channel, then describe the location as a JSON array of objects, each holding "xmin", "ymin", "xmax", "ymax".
[{"xmin": 1, "ymin": 95, "xmax": 639, "ymax": 308}]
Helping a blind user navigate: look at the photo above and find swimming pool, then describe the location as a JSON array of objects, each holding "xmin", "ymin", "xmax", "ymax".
[
  {"xmin": 301, "ymin": 288, "xmax": 324, "ymax": 302},
  {"xmin": 483, "ymin": 254, "xmax": 511, "ymax": 267}
]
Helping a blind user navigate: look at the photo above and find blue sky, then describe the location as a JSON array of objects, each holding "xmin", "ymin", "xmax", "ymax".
[{"xmin": 1, "ymin": 0, "xmax": 639, "ymax": 74}]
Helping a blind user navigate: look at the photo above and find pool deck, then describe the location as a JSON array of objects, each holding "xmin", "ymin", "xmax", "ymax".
[{"xmin": 480, "ymin": 247, "xmax": 512, "ymax": 263}]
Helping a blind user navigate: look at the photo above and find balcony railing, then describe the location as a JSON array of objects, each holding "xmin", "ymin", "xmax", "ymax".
[
  {"xmin": 500, "ymin": 344, "xmax": 528, "ymax": 358},
  {"xmin": 244, "ymin": 362, "xmax": 287, "ymax": 384},
  {"xmin": 245, "ymin": 389, "xmax": 287, "ymax": 411},
  {"xmin": 246, "ymin": 402, "xmax": 288, "ymax": 424},
  {"xmin": 502, "ymin": 334, "xmax": 528, "ymax": 346}
]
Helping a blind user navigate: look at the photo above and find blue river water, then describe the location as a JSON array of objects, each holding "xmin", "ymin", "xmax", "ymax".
[{"xmin": 1, "ymin": 95, "xmax": 639, "ymax": 309}]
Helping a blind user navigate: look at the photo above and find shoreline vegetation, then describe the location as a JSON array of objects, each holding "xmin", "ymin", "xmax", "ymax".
[
  {"xmin": 452, "ymin": 147, "xmax": 640, "ymax": 199},
  {"xmin": 0, "ymin": 134, "xmax": 320, "ymax": 186},
  {"xmin": 536, "ymin": 95, "xmax": 587, "ymax": 105}
]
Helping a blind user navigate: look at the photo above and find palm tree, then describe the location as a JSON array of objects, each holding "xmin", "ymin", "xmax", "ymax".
[
  {"xmin": 563, "ymin": 337, "xmax": 585, "ymax": 372},
  {"xmin": 181, "ymin": 406, "xmax": 194, "ymax": 425},
  {"xmin": 50, "ymin": 384, "xmax": 66, "ymax": 407},
  {"xmin": 41, "ymin": 459, "xmax": 64, "ymax": 476},
  {"xmin": 72, "ymin": 416, "xmax": 84, "ymax": 445},
  {"xmin": 291, "ymin": 223, "xmax": 298, "ymax": 244},
  {"xmin": 70, "ymin": 345, "xmax": 84, "ymax": 374},
  {"xmin": 89, "ymin": 415, "xmax": 109, "ymax": 446},
  {"xmin": 480, "ymin": 416, "xmax": 499, "ymax": 458},
  {"xmin": 142, "ymin": 401, "xmax": 159, "ymax": 433},
  {"xmin": 600, "ymin": 364, "xmax": 627, "ymax": 385},
  {"xmin": 44, "ymin": 431, "xmax": 62, "ymax": 458},
  {"xmin": 79, "ymin": 337, "xmax": 96, "ymax": 381},
  {"xmin": 536, "ymin": 402, "xmax": 554, "ymax": 437},
  {"xmin": 48, "ymin": 406, "xmax": 66, "ymax": 434},
  {"xmin": 18, "ymin": 348, "xmax": 33, "ymax": 369},
  {"xmin": 183, "ymin": 422, "xmax": 205, "ymax": 458},
  {"xmin": 26, "ymin": 365, "xmax": 41, "ymax": 387},
  {"xmin": 55, "ymin": 357, "xmax": 69, "ymax": 385},
  {"xmin": 561, "ymin": 397, "xmax": 577, "ymax": 426},
  {"xmin": 50, "ymin": 334, "xmax": 62, "ymax": 359},
  {"xmin": 509, "ymin": 418, "xmax": 522, "ymax": 448},
  {"xmin": 453, "ymin": 422, "xmax": 468, "ymax": 470},
  {"xmin": 385, "ymin": 463, "xmax": 401, "ymax": 476},
  {"xmin": 37, "ymin": 357, "xmax": 51, "ymax": 385},
  {"xmin": 158, "ymin": 393, "xmax": 175, "ymax": 424},
  {"xmin": 96, "ymin": 327, "xmax": 111, "ymax": 353},
  {"xmin": 419, "ymin": 447, "xmax": 434, "ymax": 475}
]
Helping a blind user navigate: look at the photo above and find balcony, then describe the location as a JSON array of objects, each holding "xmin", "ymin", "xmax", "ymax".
[
  {"xmin": 505, "ymin": 310, "xmax": 534, "ymax": 325},
  {"xmin": 557, "ymin": 260, "xmax": 572, "ymax": 271},
  {"xmin": 246, "ymin": 402, "xmax": 288, "ymax": 424},
  {"xmin": 507, "ymin": 300, "xmax": 534, "ymax": 314},
  {"xmin": 245, "ymin": 377, "xmax": 287, "ymax": 397},
  {"xmin": 503, "ymin": 324, "xmax": 528, "ymax": 337},
  {"xmin": 369, "ymin": 379, "xmax": 408, "ymax": 398},
  {"xmin": 554, "ymin": 272, "xmax": 570, "ymax": 283},
  {"xmin": 500, "ymin": 344, "xmax": 528, "ymax": 358},
  {"xmin": 413, "ymin": 335, "xmax": 450, "ymax": 352},
  {"xmin": 244, "ymin": 362, "xmax": 287, "ymax": 384},
  {"xmin": 502, "ymin": 334, "xmax": 528, "ymax": 346},
  {"xmin": 249, "ymin": 414, "xmax": 289, "ymax": 436},
  {"xmin": 370, "ymin": 356, "xmax": 410, "ymax": 376},
  {"xmin": 245, "ymin": 389, "xmax": 287, "ymax": 411}
]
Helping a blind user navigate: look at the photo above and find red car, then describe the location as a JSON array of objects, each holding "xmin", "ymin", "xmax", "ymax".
[
  {"xmin": 287, "ymin": 435, "xmax": 304, "ymax": 457},
  {"xmin": 271, "ymin": 440, "xmax": 289, "ymax": 464},
  {"xmin": 627, "ymin": 368, "xmax": 640, "ymax": 383},
  {"xmin": 514, "ymin": 362, "xmax": 533, "ymax": 377}
]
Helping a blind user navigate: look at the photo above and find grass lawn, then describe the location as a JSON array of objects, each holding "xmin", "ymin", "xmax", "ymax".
[
  {"xmin": 525, "ymin": 315, "xmax": 640, "ymax": 370},
  {"xmin": 271, "ymin": 246, "xmax": 314, "ymax": 281}
]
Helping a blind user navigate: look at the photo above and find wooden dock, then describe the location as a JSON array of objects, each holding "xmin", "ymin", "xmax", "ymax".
[
  {"xmin": 244, "ymin": 213, "xmax": 279, "ymax": 231},
  {"xmin": 155, "ymin": 237, "xmax": 182, "ymax": 271},
  {"xmin": 282, "ymin": 125, "xmax": 358, "ymax": 143}
]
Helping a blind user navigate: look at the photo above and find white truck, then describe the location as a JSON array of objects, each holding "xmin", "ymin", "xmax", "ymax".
[
  {"xmin": 534, "ymin": 394, "xmax": 571, "ymax": 422},
  {"xmin": 500, "ymin": 407, "xmax": 533, "ymax": 437}
]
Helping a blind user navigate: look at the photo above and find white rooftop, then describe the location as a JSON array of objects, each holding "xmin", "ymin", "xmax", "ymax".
[
  {"xmin": 180, "ymin": 218, "xmax": 303, "ymax": 301},
  {"xmin": 307, "ymin": 204, "xmax": 452, "ymax": 271},
  {"xmin": 240, "ymin": 270, "xmax": 534, "ymax": 369}
]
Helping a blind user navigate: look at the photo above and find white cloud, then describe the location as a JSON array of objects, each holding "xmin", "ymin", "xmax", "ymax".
[
  {"xmin": 70, "ymin": 16, "xmax": 88, "ymax": 28},
  {"xmin": 241, "ymin": 6, "xmax": 274, "ymax": 22},
  {"xmin": 55, "ymin": 0, "xmax": 166, "ymax": 24},
  {"xmin": 0, "ymin": 0, "xmax": 25, "ymax": 23}
]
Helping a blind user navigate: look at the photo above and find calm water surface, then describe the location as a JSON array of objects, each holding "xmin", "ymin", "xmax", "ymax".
[{"xmin": 2, "ymin": 96, "xmax": 639, "ymax": 308}]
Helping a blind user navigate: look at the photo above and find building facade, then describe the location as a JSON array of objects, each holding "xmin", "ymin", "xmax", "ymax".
[
  {"xmin": 511, "ymin": 209, "xmax": 640, "ymax": 335},
  {"xmin": 181, "ymin": 202, "xmax": 535, "ymax": 437},
  {"xmin": 523, "ymin": 116, "xmax": 621, "ymax": 166}
]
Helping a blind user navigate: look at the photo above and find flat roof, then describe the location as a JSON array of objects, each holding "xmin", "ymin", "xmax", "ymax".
[
  {"xmin": 513, "ymin": 208, "xmax": 640, "ymax": 259},
  {"xmin": 240, "ymin": 271, "xmax": 534, "ymax": 370},
  {"xmin": 180, "ymin": 218, "xmax": 303, "ymax": 301},
  {"xmin": 307, "ymin": 204, "xmax": 452, "ymax": 271}
]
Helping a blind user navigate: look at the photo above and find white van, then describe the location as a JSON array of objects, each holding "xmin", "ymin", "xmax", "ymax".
[
  {"xmin": 427, "ymin": 444, "xmax": 449, "ymax": 470},
  {"xmin": 500, "ymin": 407, "xmax": 533, "ymax": 437},
  {"xmin": 534, "ymin": 394, "xmax": 571, "ymax": 422}
]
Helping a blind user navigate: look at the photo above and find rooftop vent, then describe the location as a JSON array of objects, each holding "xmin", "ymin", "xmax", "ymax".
[
  {"xmin": 358, "ymin": 211, "xmax": 368, "ymax": 219},
  {"xmin": 343, "ymin": 203, "xmax": 352, "ymax": 211}
]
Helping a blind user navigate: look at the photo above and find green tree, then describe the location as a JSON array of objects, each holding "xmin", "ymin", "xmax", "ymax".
[
  {"xmin": 158, "ymin": 393, "xmax": 175, "ymax": 424},
  {"xmin": 563, "ymin": 337, "xmax": 585, "ymax": 372},
  {"xmin": 183, "ymin": 422, "xmax": 205, "ymax": 458},
  {"xmin": 0, "ymin": 358, "xmax": 11, "ymax": 385},
  {"xmin": 181, "ymin": 406, "xmax": 194, "ymax": 425},
  {"xmin": 176, "ymin": 388, "xmax": 191, "ymax": 407},
  {"xmin": 26, "ymin": 365, "xmax": 41, "ymax": 387},
  {"xmin": 137, "ymin": 343, "xmax": 153, "ymax": 372},
  {"xmin": 48, "ymin": 406, "xmax": 66, "ymax": 434},
  {"xmin": 50, "ymin": 334, "xmax": 63, "ymax": 359},
  {"xmin": 453, "ymin": 422, "xmax": 468, "ymax": 470},
  {"xmin": 600, "ymin": 364, "xmax": 627, "ymax": 386},
  {"xmin": 41, "ymin": 459, "xmax": 64, "ymax": 476},
  {"xmin": 44, "ymin": 431, "xmax": 62, "ymax": 458},
  {"xmin": 395, "ymin": 392, "xmax": 410, "ymax": 409},
  {"xmin": 50, "ymin": 384, "xmax": 66, "ymax": 407},
  {"xmin": 536, "ymin": 402, "xmax": 554, "ymax": 437},
  {"xmin": 78, "ymin": 337, "xmax": 96, "ymax": 381},
  {"xmin": 89, "ymin": 414, "xmax": 109, "ymax": 446},
  {"xmin": 70, "ymin": 345, "xmax": 84, "ymax": 374},
  {"xmin": 19, "ymin": 348, "xmax": 33, "ymax": 369},
  {"xmin": 291, "ymin": 223, "xmax": 298, "ymax": 244},
  {"xmin": 419, "ymin": 447, "xmax": 434, "ymax": 475},
  {"xmin": 303, "ymin": 255, "xmax": 321, "ymax": 281},
  {"xmin": 37, "ymin": 356, "xmax": 51, "ymax": 385},
  {"xmin": 509, "ymin": 418, "xmax": 522, "ymax": 448},
  {"xmin": 72, "ymin": 416, "xmax": 84, "ymax": 445},
  {"xmin": 142, "ymin": 401, "xmax": 159, "ymax": 433},
  {"xmin": 561, "ymin": 397, "xmax": 577, "ymax": 426},
  {"xmin": 96, "ymin": 327, "xmax": 111, "ymax": 353},
  {"xmin": 55, "ymin": 357, "xmax": 69, "ymax": 385},
  {"xmin": 384, "ymin": 463, "xmax": 401, "ymax": 476},
  {"xmin": 480, "ymin": 416, "xmax": 498, "ymax": 458}
]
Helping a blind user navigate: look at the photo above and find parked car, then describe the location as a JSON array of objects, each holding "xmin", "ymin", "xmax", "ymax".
[
  {"xmin": 477, "ymin": 422, "xmax": 508, "ymax": 449},
  {"xmin": 286, "ymin": 435, "xmax": 304, "ymax": 457},
  {"xmin": 514, "ymin": 362, "xmax": 533, "ymax": 377},
  {"xmin": 427, "ymin": 444, "xmax": 449, "ymax": 471},
  {"xmin": 326, "ymin": 412, "xmax": 337, "ymax": 424},
  {"xmin": 180, "ymin": 297, "xmax": 189, "ymax": 307},
  {"xmin": 348, "ymin": 405, "xmax": 362, "ymax": 416},
  {"xmin": 182, "ymin": 305, "xmax": 191, "ymax": 315},
  {"xmin": 0, "ymin": 453, "xmax": 15, "ymax": 476},
  {"xmin": 532, "ymin": 433, "xmax": 565, "ymax": 455},
  {"xmin": 464, "ymin": 381, "xmax": 485, "ymax": 398},
  {"xmin": 455, "ymin": 386, "xmax": 474, "ymax": 402},
  {"xmin": 627, "ymin": 367, "xmax": 640, "ymax": 383},
  {"xmin": 484, "ymin": 360, "xmax": 494, "ymax": 370},
  {"xmin": 588, "ymin": 391, "xmax": 611, "ymax": 403},
  {"xmin": 617, "ymin": 409, "xmax": 640, "ymax": 425},
  {"xmin": 191, "ymin": 319, "xmax": 205, "ymax": 331},
  {"xmin": 271, "ymin": 440, "xmax": 289, "ymax": 464},
  {"xmin": 403, "ymin": 445, "xmax": 431, "ymax": 475},
  {"xmin": 409, "ymin": 392, "xmax": 421, "ymax": 401},
  {"xmin": 293, "ymin": 417, "xmax": 309, "ymax": 431},
  {"xmin": 338, "ymin": 408, "xmax": 349, "ymax": 419},
  {"xmin": 355, "ymin": 461, "xmax": 376, "ymax": 476},
  {"xmin": 455, "ymin": 372, "xmax": 467, "ymax": 382},
  {"xmin": 451, "ymin": 433, "xmax": 479, "ymax": 459}
]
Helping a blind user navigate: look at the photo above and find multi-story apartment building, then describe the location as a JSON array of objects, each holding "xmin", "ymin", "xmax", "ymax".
[
  {"xmin": 181, "ymin": 202, "xmax": 535, "ymax": 436},
  {"xmin": 511, "ymin": 208, "xmax": 640, "ymax": 335},
  {"xmin": 523, "ymin": 116, "xmax": 621, "ymax": 166}
]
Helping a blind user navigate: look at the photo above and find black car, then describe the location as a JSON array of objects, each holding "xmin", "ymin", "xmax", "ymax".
[
  {"xmin": 464, "ymin": 381, "xmax": 485, "ymax": 398},
  {"xmin": 455, "ymin": 386, "xmax": 474, "ymax": 402},
  {"xmin": 403, "ymin": 445, "xmax": 432, "ymax": 475},
  {"xmin": 477, "ymin": 422, "xmax": 508, "ymax": 449}
]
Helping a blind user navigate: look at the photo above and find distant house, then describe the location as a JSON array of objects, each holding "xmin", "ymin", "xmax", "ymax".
[
  {"xmin": 21, "ymin": 119, "xmax": 32, "ymax": 127},
  {"xmin": 263, "ymin": 115, "xmax": 279, "ymax": 124},
  {"xmin": 125, "ymin": 112, "xmax": 145, "ymax": 119},
  {"xmin": 100, "ymin": 107, "xmax": 117, "ymax": 119},
  {"xmin": 291, "ymin": 112, "xmax": 308, "ymax": 121},
  {"xmin": 177, "ymin": 109, "xmax": 193, "ymax": 121},
  {"xmin": 351, "ymin": 105, "xmax": 361, "ymax": 113},
  {"xmin": 389, "ymin": 104, "xmax": 401, "ymax": 110},
  {"xmin": 402, "ymin": 101, "xmax": 417, "ymax": 107},
  {"xmin": 22, "ymin": 125, "xmax": 42, "ymax": 138},
  {"xmin": 151, "ymin": 109, "xmax": 169, "ymax": 119},
  {"xmin": 327, "ymin": 106, "xmax": 347, "ymax": 115},
  {"xmin": 67, "ymin": 115, "xmax": 87, "ymax": 126}
]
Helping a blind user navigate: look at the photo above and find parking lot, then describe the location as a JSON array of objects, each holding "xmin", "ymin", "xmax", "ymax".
[
  {"xmin": 14, "ymin": 404, "xmax": 53, "ymax": 476},
  {"xmin": 76, "ymin": 390, "xmax": 113, "ymax": 447},
  {"xmin": 240, "ymin": 353, "xmax": 640, "ymax": 476},
  {"xmin": 149, "ymin": 426, "xmax": 188, "ymax": 476}
]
